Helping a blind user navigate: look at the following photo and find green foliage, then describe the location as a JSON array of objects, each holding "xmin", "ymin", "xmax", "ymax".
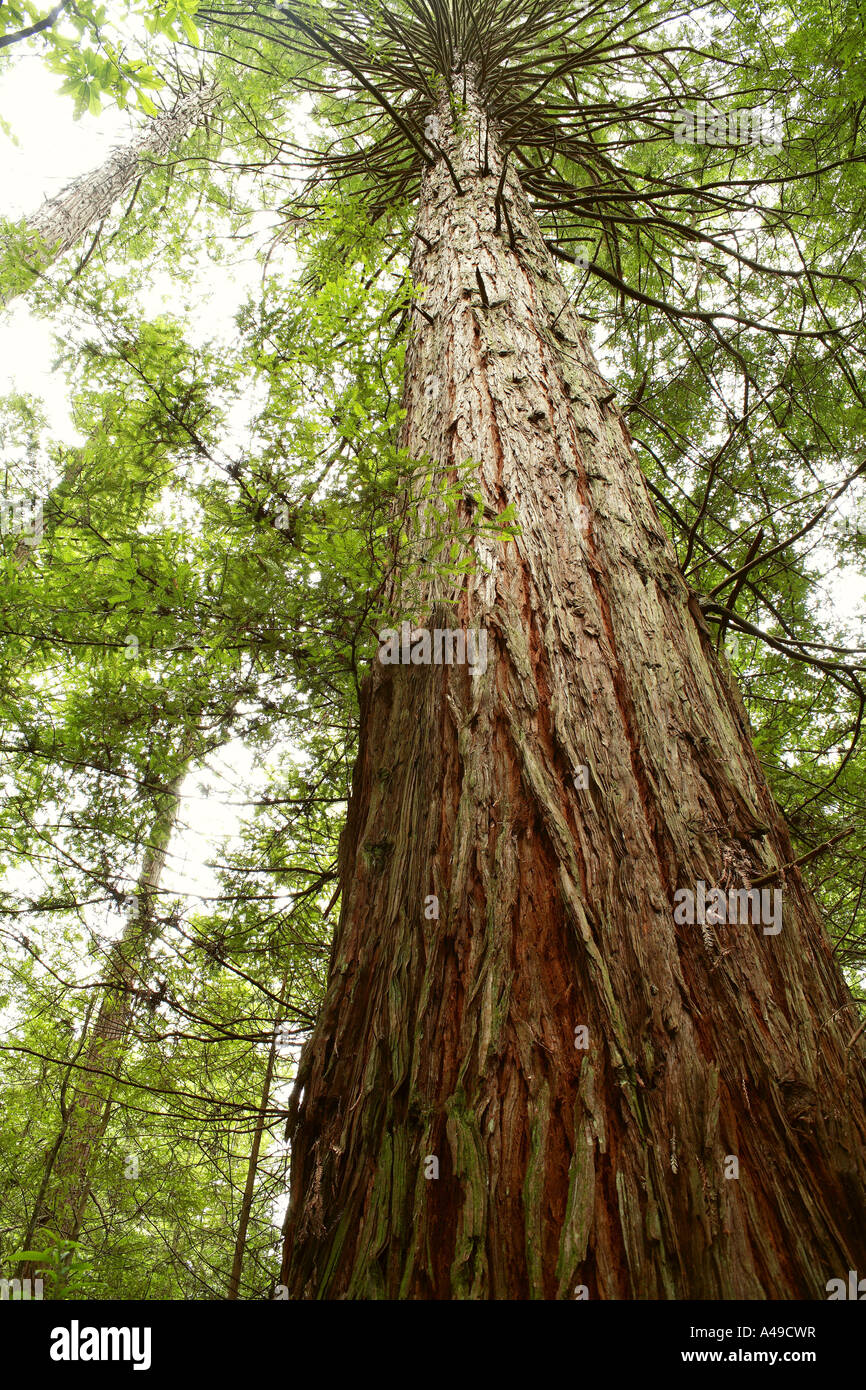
[
  {"xmin": 0, "ymin": 0, "xmax": 197, "ymax": 114},
  {"xmin": 0, "ymin": 0, "xmax": 864, "ymax": 1302}
]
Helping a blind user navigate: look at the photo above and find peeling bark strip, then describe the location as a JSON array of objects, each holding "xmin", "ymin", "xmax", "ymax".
[
  {"xmin": 282, "ymin": 74, "xmax": 866, "ymax": 1300},
  {"xmin": 1, "ymin": 86, "xmax": 218, "ymax": 302}
]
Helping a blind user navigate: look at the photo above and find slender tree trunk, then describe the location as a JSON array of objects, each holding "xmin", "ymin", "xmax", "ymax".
[
  {"xmin": 18, "ymin": 765, "xmax": 186, "ymax": 1279},
  {"xmin": 281, "ymin": 71, "xmax": 866, "ymax": 1300},
  {"xmin": 1, "ymin": 85, "xmax": 218, "ymax": 304},
  {"xmin": 226, "ymin": 993, "xmax": 284, "ymax": 1300}
]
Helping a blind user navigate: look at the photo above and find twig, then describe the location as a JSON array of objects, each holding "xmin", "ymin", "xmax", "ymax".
[{"xmin": 750, "ymin": 826, "xmax": 857, "ymax": 888}]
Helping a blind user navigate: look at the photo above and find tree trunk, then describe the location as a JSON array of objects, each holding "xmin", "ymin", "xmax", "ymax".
[
  {"xmin": 1, "ymin": 85, "xmax": 218, "ymax": 303},
  {"xmin": 281, "ymin": 70, "xmax": 866, "ymax": 1300},
  {"xmin": 18, "ymin": 764, "xmax": 186, "ymax": 1279},
  {"xmin": 226, "ymin": 988, "xmax": 284, "ymax": 1300}
]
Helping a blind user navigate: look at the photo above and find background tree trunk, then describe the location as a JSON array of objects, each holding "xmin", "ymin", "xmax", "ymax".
[
  {"xmin": 226, "ymin": 987, "xmax": 284, "ymax": 1300},
  {"xmin": 18, "ymin": 764, "xmax": 186, "ymax": 1280},
  {"xmin": 1, "ymin": 85, "xmax": 218, "ymax": 304},
  {"xmin": 280, "ymin": 72, "xmax": 866, "ymax": 1300}
]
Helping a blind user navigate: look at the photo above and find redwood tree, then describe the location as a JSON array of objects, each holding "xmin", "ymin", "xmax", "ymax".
[{"xmin": 204, "ymin": 0, "xmax": 866, "ymax": 1298}]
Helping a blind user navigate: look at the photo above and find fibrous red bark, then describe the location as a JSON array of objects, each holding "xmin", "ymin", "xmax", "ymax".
[{"xmin": 281, "ymin": 73, "xmax": 866, "ymax": 1300}]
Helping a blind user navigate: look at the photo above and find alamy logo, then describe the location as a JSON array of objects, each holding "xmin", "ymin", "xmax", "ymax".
[
  {"xmin": 0, "ymin": 1276, "xmax": 43, "ymax": 1300},
  {"xmin": 674, "ymin": 102, "xmax": 782, "ymax": 152},
  {"xmin": 673, "ymin": 881, "xmax": 782, "ymax": 935},
  {"xmin": 377, "ymin": 621, "xmax": 488, "ymax": 677},
  {"xmin": 49, "ymin": 1321, "xmax": 152, "ymax": 1372},
  {"xmin": 826, "ymin": 1270, "xmax": 866, "ymax": 1299}
]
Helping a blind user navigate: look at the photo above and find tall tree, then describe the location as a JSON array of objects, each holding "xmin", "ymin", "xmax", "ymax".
[
  {"xmin": 4, "ymin": 0, "xmax": 865, "ymax": 1300},
  {"xmin": 1, "ymin": 84, "xmax": 219, "ymax": 305},
  {"xmin": 185, "ymin": 0, "xmax": 866, "ymax": 1298}
]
